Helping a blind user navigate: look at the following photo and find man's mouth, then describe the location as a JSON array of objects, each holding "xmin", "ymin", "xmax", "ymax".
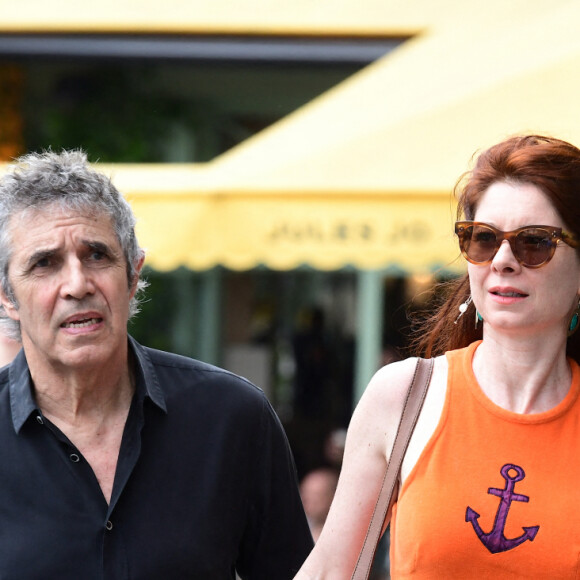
[{"xmin": 61, "ymin": 317, "xmax": 102, "ymax": 329}]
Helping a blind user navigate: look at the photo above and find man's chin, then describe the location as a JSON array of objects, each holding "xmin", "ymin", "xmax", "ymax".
[{"xmin": 51, "ymin": 341, "xmax": 125, "ymax": 370}]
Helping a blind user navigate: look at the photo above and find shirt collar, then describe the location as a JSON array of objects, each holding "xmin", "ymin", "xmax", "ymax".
[
  {"xmin": 128, "ymin": 335, "xmax": 167, "ymax": 413},
  {"xmin": 9, "ymin": 349, "xmax": 37, "ymax": 433},
  {"xmin": 9, "ymin": 336, "xmax": 167, "ymax": 434}
]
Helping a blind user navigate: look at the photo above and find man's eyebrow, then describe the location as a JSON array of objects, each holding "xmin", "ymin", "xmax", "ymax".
[
  {"xmin": 83, "ymin": 240, "xmax": 112, "ymax": 253},
  {"xmin": 25, "ymin": 248, "xmax": 58, "ymax": 269},
  {"xmin": 83, "ymin": 240, "xmax": 121, "ymax": 260}
]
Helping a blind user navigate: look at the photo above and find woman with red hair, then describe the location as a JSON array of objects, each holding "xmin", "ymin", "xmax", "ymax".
[{"xmin": 296, "ymin": 135, "xmax": 580, "ymax": 578}]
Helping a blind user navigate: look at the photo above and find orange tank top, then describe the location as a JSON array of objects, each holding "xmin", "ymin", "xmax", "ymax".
[{"xmin": 390, "ymin": 341, "xmax": 580, "ymax": 578}]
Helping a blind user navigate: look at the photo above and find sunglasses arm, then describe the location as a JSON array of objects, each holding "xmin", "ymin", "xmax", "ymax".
[{"xmin": 561, "ymin": 231, "xmax": 580, "ymax": 248}]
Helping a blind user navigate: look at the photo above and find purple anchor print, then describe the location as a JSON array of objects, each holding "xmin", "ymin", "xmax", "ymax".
[{"xmin": 466, "ymin": 463, "xmax": 539, "ymax": 553}]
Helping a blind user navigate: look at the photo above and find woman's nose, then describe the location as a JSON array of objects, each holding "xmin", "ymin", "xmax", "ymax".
[{"xmin": 491, "ymin": 239, "xmax": 521, "ymax": 272}]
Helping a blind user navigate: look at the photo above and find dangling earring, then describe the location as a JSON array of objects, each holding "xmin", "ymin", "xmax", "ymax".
[
  {"xmin": 568, "ymin": 299, "xmax": 580, "ymax": 337},
  {"xmin": 475, "ymin": 310, "xmax": 483, "ymax": 329},
  {"xmin": 454, "ymin": 296, "xmax": 472, "ymax": 324}
]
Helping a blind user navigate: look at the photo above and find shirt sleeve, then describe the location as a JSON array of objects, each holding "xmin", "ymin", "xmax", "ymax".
[{"xmin": 236, "ymin": 395, "xmax": 314, "ymax": 580}]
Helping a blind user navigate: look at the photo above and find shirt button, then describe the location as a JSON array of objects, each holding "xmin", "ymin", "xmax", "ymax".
[
  {"xmin": 69, "ymin": 453, "xmax": 80, "ymax": 463},
  {"xmin": 36, "ymin": 415, "xmax": 44, "ymax": 425},
  {"xmin": 105, "ymin": 520, "xmax": 113, "ymax": 531}
]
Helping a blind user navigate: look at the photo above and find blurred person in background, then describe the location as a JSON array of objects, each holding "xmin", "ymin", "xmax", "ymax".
[
  {"xmin": 0, "ymin": 150, "xmax": 313, "ymax": 579},
  {"xmin": 0, "ymin": 333, "xmax": 19, "ymax": 366},
  {"xmin": 300, "ymin": 467, "xmax": 339, "ymax": 542},
  {"xmin": 295, "ymin": 134, "xmax": 580, "ymax": 578}
]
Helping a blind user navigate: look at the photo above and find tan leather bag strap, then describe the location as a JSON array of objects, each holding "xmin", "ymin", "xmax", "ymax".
[{"xmin": 351, "ymin": 357, "xmax": 434, "ymax": 580}]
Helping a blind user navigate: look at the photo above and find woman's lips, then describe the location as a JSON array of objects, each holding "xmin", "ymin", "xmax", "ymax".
[{"xmin": 489, "ymin": 287, "xmax": 528, "ymax": 303}]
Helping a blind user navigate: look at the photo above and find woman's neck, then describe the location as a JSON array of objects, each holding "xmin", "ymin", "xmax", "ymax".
[{"xmin": 472, "ymin": 333, "xmax": 572, "ymax": 414}]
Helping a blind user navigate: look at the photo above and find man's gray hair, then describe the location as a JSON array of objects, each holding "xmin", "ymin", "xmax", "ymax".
[{"xmin": 0, "ymin": 149, "xmax": 147, "ymax": 340}]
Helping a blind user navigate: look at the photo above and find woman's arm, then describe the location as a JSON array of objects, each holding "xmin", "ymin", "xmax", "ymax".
[{"xmin": 294, "ymin": 357, "xmax": 420, "ymax": 580}]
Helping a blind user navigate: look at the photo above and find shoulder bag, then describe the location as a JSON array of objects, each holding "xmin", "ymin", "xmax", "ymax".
[{"xmin": 351, "ymin": 357, "xmax": 434, "ymax": 580}]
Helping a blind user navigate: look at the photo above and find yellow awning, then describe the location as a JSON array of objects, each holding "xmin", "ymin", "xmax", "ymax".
[
  {"xmin": 126, "ymin": 184, "xmax": 460, "ymax": 273},
  {"xmin": 0, "ymin": 0, "xmax": 461, "ymax": 36},
  {"xmin": 102, "ymin": 165, "xmax": 459, "ymax": 272}
]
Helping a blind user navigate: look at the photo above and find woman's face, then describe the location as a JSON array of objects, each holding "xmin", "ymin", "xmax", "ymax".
[{"xmin": 469, "ymin": 180, "xmax": 580, "ymax": 337}]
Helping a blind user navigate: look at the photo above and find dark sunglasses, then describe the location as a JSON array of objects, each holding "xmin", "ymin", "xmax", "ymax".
[{"xmin": 455, "ymin": 221, "xmax": 579, "ymax": 268}]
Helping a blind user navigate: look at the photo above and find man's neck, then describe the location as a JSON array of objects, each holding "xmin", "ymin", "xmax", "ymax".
[{"xmin": 29, "ymin": 353, "xmax": 135, "ymax": 425}]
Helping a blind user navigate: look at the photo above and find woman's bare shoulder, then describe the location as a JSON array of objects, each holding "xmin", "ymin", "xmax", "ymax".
[
  {"xmin": 346, "ymin": 357, "xmax": 423, "ymax": 456},
  {"xmin": 357, "ymin": 357, "xmax": 422, "ymax": 412}
]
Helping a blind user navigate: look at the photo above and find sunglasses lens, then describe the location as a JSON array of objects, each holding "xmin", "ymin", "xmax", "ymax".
[
  {"xmin": 515, "ymin": 229, "xmax": 554, "ymax": 266},
  {"xmin": 462, "ymin": 224, "xmax": 497, "ymax": 263}
]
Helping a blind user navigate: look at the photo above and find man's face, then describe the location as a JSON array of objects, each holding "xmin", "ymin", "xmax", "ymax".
[{"xmin": 0, "ymin": 207, "xmax": 142, "ymax": 372}]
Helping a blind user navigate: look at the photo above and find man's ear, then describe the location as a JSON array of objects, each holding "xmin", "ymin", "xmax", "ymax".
[
  {"xmin": 129, "ymin": 254, "xmax": 146, "ymax": 298},
  {"xmin": 0, "ymin": 287, "xmax": 19, "ymax": 322}
]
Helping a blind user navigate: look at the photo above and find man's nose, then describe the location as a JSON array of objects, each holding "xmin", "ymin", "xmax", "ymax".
[{"xmin": 61, "ymin": 260, "xmax": 95, "ymax": 299}]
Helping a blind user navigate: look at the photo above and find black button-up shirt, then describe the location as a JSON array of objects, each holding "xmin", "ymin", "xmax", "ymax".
[{"xmin": 0, "ymin": 337, "xmax": 313, "ymax": 579}]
